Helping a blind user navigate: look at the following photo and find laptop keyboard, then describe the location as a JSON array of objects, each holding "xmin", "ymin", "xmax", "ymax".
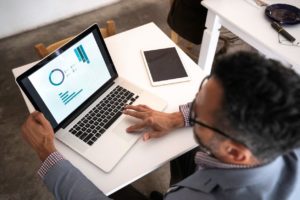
[{"xmin": 69, "ymin": 85, "xmax": 139, "ymax": 146}]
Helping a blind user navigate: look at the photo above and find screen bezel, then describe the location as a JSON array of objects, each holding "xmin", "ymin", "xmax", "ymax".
[{"xmin": 16, "ymin": 24, "xmax": 118, "ymax": 132}]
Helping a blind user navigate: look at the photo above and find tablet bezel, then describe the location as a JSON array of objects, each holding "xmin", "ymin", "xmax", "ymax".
[{"xmin": 141, "ymin": 47, "xmax": 190, "ymax": 86}]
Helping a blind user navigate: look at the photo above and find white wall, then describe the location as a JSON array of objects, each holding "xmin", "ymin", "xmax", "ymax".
[{"xmin": 0, "ymin": 0, "xmax": 118, "ymax": 39}]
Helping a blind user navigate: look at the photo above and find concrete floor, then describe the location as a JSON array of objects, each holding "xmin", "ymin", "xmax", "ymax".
[{"xmin": 0, "ymin": 0, "xmax": 254, "ymax": 199}]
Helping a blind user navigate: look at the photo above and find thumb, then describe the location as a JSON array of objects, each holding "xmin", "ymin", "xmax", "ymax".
[
  {"xmin": 32, "ymin": 112, "xmax": 50, "ymax": 126},
  {"xmin": 143, "ymin": 131, "xmax": 164, "ymax": 141}
]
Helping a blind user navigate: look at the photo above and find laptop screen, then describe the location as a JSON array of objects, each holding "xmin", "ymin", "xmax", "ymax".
[{"xmin": 17, "ymin": 24, "xmax": 118, "ymax": 131}]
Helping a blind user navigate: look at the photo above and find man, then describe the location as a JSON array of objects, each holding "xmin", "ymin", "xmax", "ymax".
[{"xmin": 21, "ymin": 51, "xmax": 300, "ymax": 199}]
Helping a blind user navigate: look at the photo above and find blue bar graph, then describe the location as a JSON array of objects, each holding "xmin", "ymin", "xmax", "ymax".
[
  {"xmin": 79, "ymin": 45, "xmax": 89, "ymax": 63},
  {"xmin": 74, "ymin": 49, "xmax": 82, "ymax": 62},
  {"xmin": 74, "ymin": 45, "xmax": 90, "ymax": 64},
  {"xmin": 59, "ymin": 91, "xmax": 68, "ymax": 99},
  {"xmin": 77, "ymin": 47, "xmax": 86, "ymax": 62},
  {"xmin": 59, "ymin": 89, "xmax": 83, "ymax": 105}
]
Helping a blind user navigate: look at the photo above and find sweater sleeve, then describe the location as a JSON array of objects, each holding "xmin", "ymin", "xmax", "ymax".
[{"xmin": 38, "ymin": 152, "xmax": 111, "ymax": 200}]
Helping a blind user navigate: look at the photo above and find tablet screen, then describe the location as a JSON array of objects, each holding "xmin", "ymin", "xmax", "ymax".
[{"xmin": 142, "ymin": 47, "xmax": 188, "ymax": 84}]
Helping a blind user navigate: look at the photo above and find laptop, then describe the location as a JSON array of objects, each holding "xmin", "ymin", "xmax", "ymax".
[{"xmin": 16, "ymin": 24, "xmax": 167, "ymax": 172}]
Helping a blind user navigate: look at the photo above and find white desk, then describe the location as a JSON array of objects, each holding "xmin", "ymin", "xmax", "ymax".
[
  {"xmin": 199, "ymin": 0, "xmax": 300, "ymax": 75},
  {"xmin": 12, "ymin": 22, "xmax": 203, "ymax": 195}
]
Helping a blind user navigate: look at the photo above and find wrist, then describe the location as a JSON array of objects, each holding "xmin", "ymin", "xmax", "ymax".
[
  {"xmin": 170, "ymin": 112, "xmax": 185, "ymax": 129},
  {"xmin": 37, "ymin": 146, "xmax": 57, "ymax": 162}
]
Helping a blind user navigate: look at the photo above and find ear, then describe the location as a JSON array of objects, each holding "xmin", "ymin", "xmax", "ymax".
[{"xmin": 218, "ymin": 140, "xmax": 257, "ymax": 165}]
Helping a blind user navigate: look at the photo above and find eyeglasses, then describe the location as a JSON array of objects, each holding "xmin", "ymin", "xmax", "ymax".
[
  {"xmin": 189, "ymin": 76, "xmax": 243, "ymax": 151},
  {"xmin": 277, "ymin": 33, "xmax": 300, "ymax": 47}
]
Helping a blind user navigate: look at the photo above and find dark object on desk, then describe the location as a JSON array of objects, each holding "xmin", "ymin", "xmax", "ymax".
[
  {"xmin": 141, "ymin": 47, "xmax": 189, "ymax": 86},
  {"xmin": 265, "ymin": 4, "xmax": 300, "ymax": 25},
  {"xmin": 167, "ymin": 0, "xmax": 207, "ymax": 44},
  {"xmin": 271, "ymin": 21, "xmax": 296, "ymax": 42}
]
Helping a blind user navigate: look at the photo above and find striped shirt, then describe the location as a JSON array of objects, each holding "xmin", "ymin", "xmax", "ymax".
[
  {"xmin": 38, "ymin": 103, "xmax": 252, "ymax": 179},
  {"xmin": 38, "ymin": 151, "xmax": 64, "ymax": 179}
]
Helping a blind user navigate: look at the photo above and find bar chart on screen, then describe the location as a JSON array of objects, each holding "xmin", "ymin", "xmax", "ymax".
[
  {"xmin": 59, "ymin": 89, "xmax": 83, "ymax": 105},
  {"xmin": 74, "ymin": 44, "xmax": 90, "ymax": 64}
]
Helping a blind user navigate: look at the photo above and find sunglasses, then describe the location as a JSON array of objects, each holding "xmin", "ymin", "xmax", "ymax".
[{"xmin": 265, "ymin": 4, "xmax": 300, "ymax": 25}]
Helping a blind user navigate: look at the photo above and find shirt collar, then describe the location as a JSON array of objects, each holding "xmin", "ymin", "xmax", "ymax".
[{"xmin": 194, "ymin": 151, "xmax": 256, "ymax": 170}]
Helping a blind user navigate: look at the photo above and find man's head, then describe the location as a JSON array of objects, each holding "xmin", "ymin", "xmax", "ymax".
[{"xmin": 192, "ymin": 51, "xmax": 300, "ymax": 165}]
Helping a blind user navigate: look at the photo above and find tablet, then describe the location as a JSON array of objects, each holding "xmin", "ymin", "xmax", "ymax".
[{"xmin": 141, "ymin": 47, "xmax": 190, "ymax": 86}]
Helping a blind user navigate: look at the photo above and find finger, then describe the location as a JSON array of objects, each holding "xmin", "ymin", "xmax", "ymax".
[
  {"xmin": 21, "ymin": 115, "xmax": 40, "ymax": 138},
  {"xmin": 139, "ymin": 104, "xmax": 152, "ymax": 109},
  {"xmin": 21, "ymin": 117, "xmax": 33, "ymax": 141},
  {"xmin": 143, "ymin": 131, "xmax": 164, "ymax": 141},
  {"xmin": 32, "ymin": 112, "xmax": 51, "ymax": 127},
  {"xmin": 123, "ymin": 110, "xmax": 147, "ymax": 119},
  {"xmin": 21, "ymin": 120, "xmax": 29, "ymax": 136},
  {"xmin": 126, "ymin": 122, "xmax": 147, "ymax": 132},
  {"xmin": 143, "ymin": 131, "xmax": 163, "ymax": 141},
  {"xmin": 124, "ymin": 105, "xmax": 149, "ymax": 112},
  {"xmin": 23, "ymin": 113, "xmax": 39, "ymax": 130},
  {"xmin": 28, "ymin": 112, "xmax": 42, "ymax": 125},
  {"xmin": 143, "ymin": 133, "xmax": 150, "ymax": 141}
]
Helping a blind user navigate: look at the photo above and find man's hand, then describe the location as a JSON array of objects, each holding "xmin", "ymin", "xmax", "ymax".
[
  {"xmin": 21, "ymin": 111, "xmax": 57, "ymax": 162},
  {"xmin": 123, "ymin": 104, "xmax": 185, "ymax": 141}
]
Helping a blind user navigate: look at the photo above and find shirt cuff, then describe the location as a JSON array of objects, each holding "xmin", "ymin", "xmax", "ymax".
[
  {"xmin": 37, "ymin": 151, "xmax": 65, "ymax": 179},
  {"xmin": 179, "ymin": 102, "xmax": 192, "ymax": 127}
]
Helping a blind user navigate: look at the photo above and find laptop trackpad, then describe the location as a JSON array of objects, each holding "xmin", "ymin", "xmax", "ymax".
[{"xmin": 112, "ymin": 116, "xmax": 142, "ymax": 142}]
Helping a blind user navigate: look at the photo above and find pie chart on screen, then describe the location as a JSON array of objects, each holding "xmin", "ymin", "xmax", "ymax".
[{"xmin": 49, "ymin": 69, "xmax": 65, "ymax": 86}]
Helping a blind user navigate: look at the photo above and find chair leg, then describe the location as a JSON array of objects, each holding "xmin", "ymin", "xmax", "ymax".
[
  {"xmin": 100, "ymin": 28, "xmax": 108, "ymax": 38},
  {"xmin": 107, "ymin": 20, "xmax": 116, "ymax": 36},
  {"xmin": 170, "ymin": 30, "xmax": 179, "ymax": 44},
  {"xmin": 34, "ymin": 43, "xmax": 48, "ymax": 58}
]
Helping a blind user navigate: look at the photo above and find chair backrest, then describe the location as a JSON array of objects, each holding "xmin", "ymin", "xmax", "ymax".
[{"xmin": 34, "ymin": 20, "xmax": 116, "ymax": 58}]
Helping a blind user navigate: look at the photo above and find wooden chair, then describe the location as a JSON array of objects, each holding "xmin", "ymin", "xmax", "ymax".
[
  {"xmin": 34, "ymin": 20, "xmax": 116, "ymax": 58},
  {"xmin": 170, "ymin": 31, "xmax": 197, "ymax": 60},
  {"xmin": 168, "ymin": 0, "xmax": 199, "ymax": 61}
]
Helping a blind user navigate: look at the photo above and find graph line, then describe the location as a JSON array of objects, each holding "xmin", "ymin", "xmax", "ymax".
[{"xmin": 63, "ymin": 89, "xmax": 83, "ymax": 105}]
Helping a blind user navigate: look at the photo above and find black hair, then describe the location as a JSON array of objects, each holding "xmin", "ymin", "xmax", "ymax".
[{"xmin": 212, "ymin": 51, "xmax": 300, "ymax": 162}]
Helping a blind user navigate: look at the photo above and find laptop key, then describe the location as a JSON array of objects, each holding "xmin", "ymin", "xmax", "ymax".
[
  {"xmin": 80, "ymin": 133, "xmax": 87, "ymax": 140},
  {"xmin": 86, "ymin": 128, "xmax": 92, "ymax": 133},
  {"xmin": 104, "ymin": 111, "xmax": 122, "ymax": 129},
  {"xmin": 84, "ymin": 134, "xmax": 93, "ymax": 142},
  {"xmin": 99, "ymin": 128, "xmax": 106, "ymax": 134},
  {"xmin": 95, "ymin": 133, "xmax": 101, "ymax": 138},
  {"xmin": 76, "ymin": 131, "xmax": 83, "ymax": 137}
]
